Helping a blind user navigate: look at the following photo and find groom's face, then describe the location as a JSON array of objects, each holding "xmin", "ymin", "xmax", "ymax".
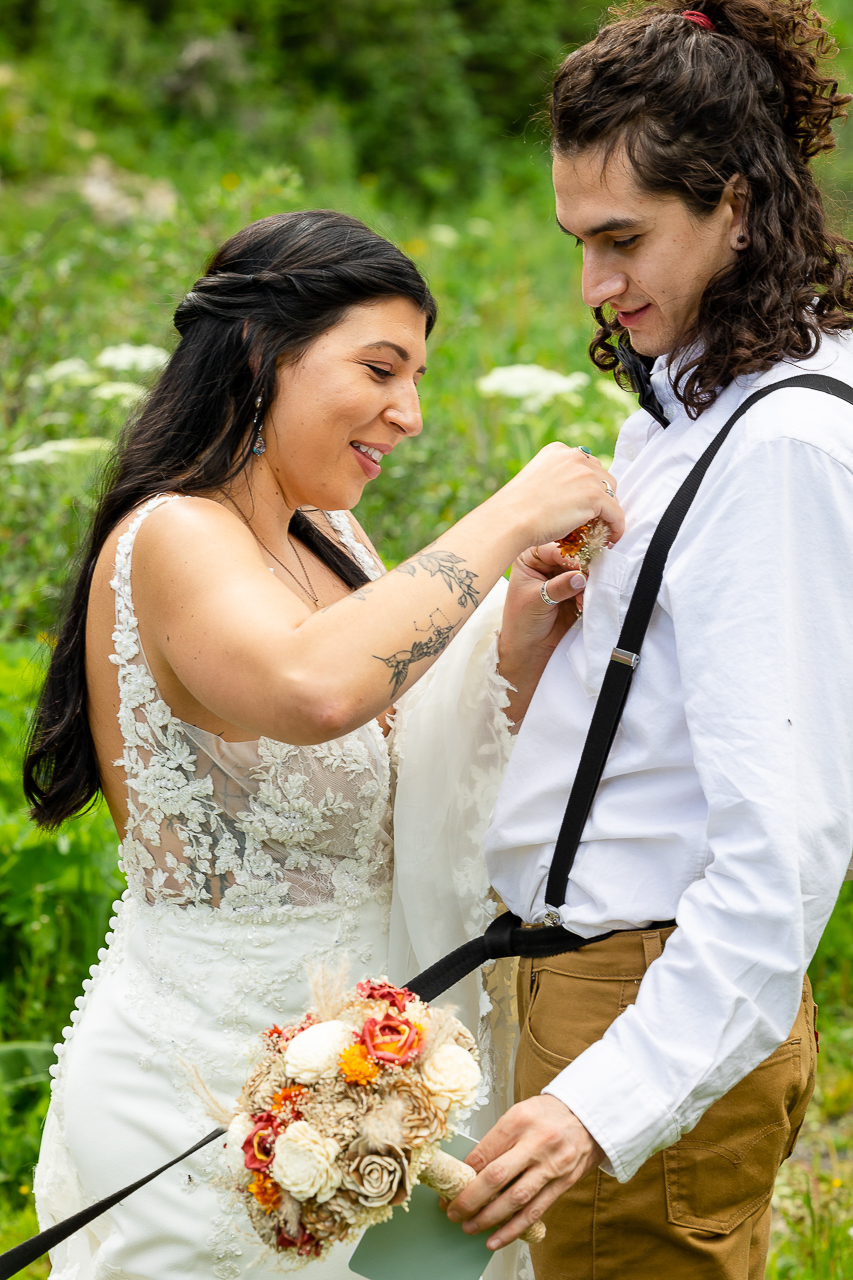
[{"xmin": 553, "ymin": 145, "xmax": 743, "ymax": 359}]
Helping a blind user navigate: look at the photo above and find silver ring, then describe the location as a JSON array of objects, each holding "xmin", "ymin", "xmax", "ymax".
[
  {"xmin": 540, "ymin": 582, "xmax": 560, "ymax": 607},
  {"xmin": 602, "ymin": 481, "xmax": 614, "ymax": 497}
]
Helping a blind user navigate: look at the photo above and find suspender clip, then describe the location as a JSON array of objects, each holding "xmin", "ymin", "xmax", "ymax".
[
  {"xmin": 611, "ymin": 647, "xmax": 640, "ymax": 669},
  {"xmin": 543, "ymin": 908, "xmax": 562, "ymax": 927}
]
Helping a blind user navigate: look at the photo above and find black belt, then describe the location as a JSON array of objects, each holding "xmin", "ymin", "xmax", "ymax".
[{"xmin": 4, "ymin": 373, "xmax": 851, "ymax": 1279}]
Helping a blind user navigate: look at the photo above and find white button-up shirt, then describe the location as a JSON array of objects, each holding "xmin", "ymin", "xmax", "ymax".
[{"xmin": 484, "ymin": 333, "xmax": 853, "ymax": 1182}]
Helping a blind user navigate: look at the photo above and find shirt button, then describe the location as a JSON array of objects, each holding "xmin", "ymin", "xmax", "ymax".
[{"xmin": 624, "ymin": 446, "xmax": 637, "ymax": 460}]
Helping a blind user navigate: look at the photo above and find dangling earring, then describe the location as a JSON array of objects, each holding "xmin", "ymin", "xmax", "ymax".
[{"xmin": 252, "ymin": 395, "xmax": 265, "ymax": 456}]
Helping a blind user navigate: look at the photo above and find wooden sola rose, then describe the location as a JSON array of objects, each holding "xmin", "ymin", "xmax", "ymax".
[{"xmin": 220, "ymin": 976, "xmax": 544, "ymax": 1265}]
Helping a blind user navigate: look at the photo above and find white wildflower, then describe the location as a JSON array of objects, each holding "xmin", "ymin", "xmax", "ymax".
[
  {"xmin": 95, "ymin": 343, "xmax": 169, "ymax": 374},
  {"xmin": 26, "ymin": 357, "xmax": 100, "ymax": 391},
  {"xmin": 90, "ymin": 382, "xmax": 146, "ymax": 407},
  {"xmin": 477, "ymin": 364, "xmax": 590, "ymax": 412},
  {"xmin": 283, "ymin": 1020, "xmax": 354, "ymax": 1084},
  {"xmin": 271, "ymin": 1121, "xmax": 342, "ymax": 1204},
  {"xmin": 7, "ymin": 438, "xmax": 111, "ymax": 466}
]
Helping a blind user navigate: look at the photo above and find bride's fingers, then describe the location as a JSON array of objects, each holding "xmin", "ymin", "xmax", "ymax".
[{"xmin": 537, "ymin": 569, "xmax": 587, "ymax": 604}]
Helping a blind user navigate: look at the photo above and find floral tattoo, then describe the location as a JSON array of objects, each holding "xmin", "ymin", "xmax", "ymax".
[
  {"xmin": 393, "ymin": 551, "xmax": 479, "ymax": 609},
  {"xmin": 373, "ymin": 611, "xmax": 460, "ymax": 697}
]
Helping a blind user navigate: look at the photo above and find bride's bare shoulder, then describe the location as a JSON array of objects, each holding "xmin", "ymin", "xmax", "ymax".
[{"xmin": 94, "ymin": 495, "xmax": 250, "ymax": 582}]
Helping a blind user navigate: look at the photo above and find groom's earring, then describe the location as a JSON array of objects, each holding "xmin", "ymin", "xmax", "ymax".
[{"xmin": 252, "ymin": 395, "xmax": 265, "ymax": 456}]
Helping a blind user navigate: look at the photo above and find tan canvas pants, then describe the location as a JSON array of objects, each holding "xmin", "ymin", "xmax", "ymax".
[{"xmin": 515, "ymin": 926, "xmax": 817, "ymax": 1280}]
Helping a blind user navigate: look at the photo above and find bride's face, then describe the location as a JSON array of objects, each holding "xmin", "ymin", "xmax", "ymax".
[{"xmin": 261, "ymin": 296, "xmax": 428, "ymax": 511}]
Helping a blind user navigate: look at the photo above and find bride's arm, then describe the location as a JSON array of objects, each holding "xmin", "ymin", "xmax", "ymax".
[{"xmin": 131, "ymin": 444, "xmax": 622, "ymax": 746}]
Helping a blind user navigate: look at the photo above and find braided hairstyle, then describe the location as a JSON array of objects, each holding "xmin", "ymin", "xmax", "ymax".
[
  {"xmin": 549, "ymin": 0, "xmax": 853, "ymax": 415},
  {"xmin": 24, "ymin": 209, "xmax": 437, "ymax": 828}
]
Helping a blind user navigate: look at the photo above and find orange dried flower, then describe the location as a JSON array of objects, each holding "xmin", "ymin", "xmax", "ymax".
[
  {"xmin": 249, "ymin": 1170, "xmax": 282, "ymax": 1213},
  {"xmin": 270, "ymin": 1086, "xmax": 307, "ymax": 1120},
  {"xmin": 557, "ymin": 517, "xmax": 611, "ymax": 571},
  {"xmin": 557, "ymin": 526, "xmax": 591, "ymax": 559},
  {"xmin": 339, "ymin": 1042, "xmax": 381, "ymax": 1084}
]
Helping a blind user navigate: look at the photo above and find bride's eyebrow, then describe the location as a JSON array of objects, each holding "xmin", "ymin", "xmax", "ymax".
[{"xmin": 363, "ymin": 340, "xmax": 427, "ymax": 375}]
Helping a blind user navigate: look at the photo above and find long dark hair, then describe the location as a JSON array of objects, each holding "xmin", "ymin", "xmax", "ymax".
[
  {"xmin": 24, "ymin": 209, "xmax": 437, "ymax": 829},
  {"xmin": 550, "ymin": 0, "xmax": 853, "ymax": 415}
]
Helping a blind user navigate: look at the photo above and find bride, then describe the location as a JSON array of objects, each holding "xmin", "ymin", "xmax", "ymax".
[{"xmin": 24, "ymin": 208, "xmax": 621, "ymax": 1280}]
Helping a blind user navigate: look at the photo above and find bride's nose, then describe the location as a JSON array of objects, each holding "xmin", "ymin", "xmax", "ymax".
[{"xmin": 386, "ymin": 381, "xmax": 423, "ymax": 437}]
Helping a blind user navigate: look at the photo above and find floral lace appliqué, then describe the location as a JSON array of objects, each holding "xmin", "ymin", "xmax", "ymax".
[{"xmin": 111, "ymin": 495, "xmax": 393, "ymax": 918}]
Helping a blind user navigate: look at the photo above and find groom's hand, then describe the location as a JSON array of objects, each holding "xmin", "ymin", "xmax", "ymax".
[{"xmin": 445, "ymin": 1095, "xmax": 603, "ymax": 1250}]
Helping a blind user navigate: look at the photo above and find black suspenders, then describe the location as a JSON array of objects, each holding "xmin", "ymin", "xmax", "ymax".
[
  {"xmin": 407, "ymin": 374, "xmax": 853, "ymax": 1001},
  {"xmin": 2, "ymin": 374, "xmax": 852, "ymax": 1280}
]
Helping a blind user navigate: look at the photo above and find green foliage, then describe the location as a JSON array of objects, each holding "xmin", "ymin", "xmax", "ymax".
[{"xmin": 0, "ymin": 0, "xmax": 601, "ymax": 202}]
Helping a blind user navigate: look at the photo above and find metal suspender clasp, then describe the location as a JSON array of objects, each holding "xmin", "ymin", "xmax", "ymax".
[
  {"xmin": 611, "ymin": 647, "xmax": 640, "ymax": 668},
  {"xmin": 543, "ymin": 908, "xmax": 562, "ymax": 927}
]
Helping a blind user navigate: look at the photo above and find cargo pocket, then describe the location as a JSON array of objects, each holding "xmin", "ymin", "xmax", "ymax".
[{"xmin": 663, "ymin": 1037, "xmax": 805, "ymax": 1234}]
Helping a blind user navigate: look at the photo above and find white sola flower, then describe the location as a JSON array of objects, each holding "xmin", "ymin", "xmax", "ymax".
[
  {"xmin": 420, "ymin": 1043, "xmax": 482, "ymax": 1112},
  {"xmin": 283, "ymin": 1020, "xmax": 354, "ymax": 1084},
  {"xmin": 95, "ymin": 343, "xmax": 169, "ymax": 374},
  {"xmin": 476, "ymin": 364, "xmax": 590, "ymax": 412},
  {"xmin": 225, "ymin": 1111, "xmax": 255, "ymax": 1180},
  {"xmin": 271, "ymin": 1121, "xmax": 342, "ymax": 1203}
]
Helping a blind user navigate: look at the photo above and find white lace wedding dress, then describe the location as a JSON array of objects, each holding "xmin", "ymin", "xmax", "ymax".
[{"xmin": 34, "ymin": 496, "xmax": 522, "ymax": 1280}]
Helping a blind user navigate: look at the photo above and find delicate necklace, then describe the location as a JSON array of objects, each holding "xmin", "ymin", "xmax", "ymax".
[{"xmin": 232, "ymin": 504, "xmax": 324, "ymax": 608}]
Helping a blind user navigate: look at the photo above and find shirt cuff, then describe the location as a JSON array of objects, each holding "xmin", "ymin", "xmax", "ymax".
[{"xmin": 541, "ymin": 1037, "xmax": 681, "ymax": 1182}]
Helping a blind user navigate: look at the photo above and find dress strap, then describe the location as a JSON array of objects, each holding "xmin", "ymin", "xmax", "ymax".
[
  {"xmin": 323, "ymin": 509, "xmax": 384, "ymax": 581},
  {"xmin": 109, "ymin": 494, "xmax": 182, "ymax": 672}
]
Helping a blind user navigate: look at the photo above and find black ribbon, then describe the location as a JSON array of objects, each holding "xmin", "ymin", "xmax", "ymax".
[
  {"xmin": 0, "ymin": 1127, "xmax": 225, "ymax": 1280},
  {"xmin": 617, "ymin": 341, "xmax": 670, "ymax": 429}
]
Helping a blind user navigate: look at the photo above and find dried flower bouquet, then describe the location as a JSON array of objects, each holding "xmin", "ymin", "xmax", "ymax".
[{"xmin": 222, "ymin": 975, "xmax": 536, "ymax": 1266}]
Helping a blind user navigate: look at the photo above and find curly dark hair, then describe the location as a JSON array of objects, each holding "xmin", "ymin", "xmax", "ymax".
[{"xmin": 550, "ymin": 0, "xmax": 853, "ymax": 416}]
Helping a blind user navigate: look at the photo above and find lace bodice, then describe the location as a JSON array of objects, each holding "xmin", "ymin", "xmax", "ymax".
[{"xmin": 110, "ymin": 495, "xmax": 393, "ymax": 918}]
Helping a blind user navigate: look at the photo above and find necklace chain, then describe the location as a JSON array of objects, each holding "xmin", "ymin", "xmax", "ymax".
[{"xmin": 232, "ymin": 504, "xmax": 324, "ymax": 607}]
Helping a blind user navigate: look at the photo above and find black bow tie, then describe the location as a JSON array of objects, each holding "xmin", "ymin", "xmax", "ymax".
[{"xmin": 617, "ymin": 342, "xmax": 670, "ymax": 428}]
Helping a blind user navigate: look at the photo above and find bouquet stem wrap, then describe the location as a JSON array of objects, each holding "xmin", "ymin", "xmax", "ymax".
[{"xmin": 419, "ymin": 1149, "xmax": 546, "ymax": 1245}]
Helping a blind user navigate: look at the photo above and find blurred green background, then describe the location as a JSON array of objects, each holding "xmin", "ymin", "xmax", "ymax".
[{"xmin": 1, "ymin": 0, "xmax": 852, "ymax": 1273}]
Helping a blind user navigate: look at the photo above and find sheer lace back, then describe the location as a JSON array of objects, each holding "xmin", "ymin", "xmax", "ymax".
[{"xmin": 111, "ymin": 495, "xmax": 392, "ymax": 917}]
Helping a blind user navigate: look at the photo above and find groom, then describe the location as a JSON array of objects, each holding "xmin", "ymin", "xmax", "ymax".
[{"xmin": 445, "ymin": 5, "xmax": 853, "ymax": 1278}]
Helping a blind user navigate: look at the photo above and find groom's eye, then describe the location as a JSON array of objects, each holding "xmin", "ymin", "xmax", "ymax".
[{"xmin": 613, "ymin": 236, "xmax": 638, "ymax": 249}]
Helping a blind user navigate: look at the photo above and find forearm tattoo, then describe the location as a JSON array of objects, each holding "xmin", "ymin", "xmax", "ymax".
[
  {"xmin": 374, "ymin": 610, "xmax": 461, "ymax": 697},
  {"xmin": 394, "ymin": 551, "xmax": 479, "ymax": 609}
]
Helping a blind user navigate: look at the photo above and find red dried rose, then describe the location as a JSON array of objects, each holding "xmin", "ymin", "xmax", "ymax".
[
  {"xmin": 355, "ymin": 980, "xmax": 414, "ymax": 1014},
  {"xmin": 242, "ymin": 1112, "xmax": 280, "ymax": 1171},
  {"xmin": 277, "ymin": 1224, "xmax": 322, "ymax": 1258},
  {"xmin": 361, "ymin": 1014, "xmax": 423, "ymax": 1066}
]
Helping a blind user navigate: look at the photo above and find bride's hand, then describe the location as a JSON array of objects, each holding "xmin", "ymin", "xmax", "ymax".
[
  {"xmin": 504, "ymin": 541, "xmax": 588, "ymax": 652},
  {"xmin": 498, "ymin": 473, "xmax": 622, "ymax": 725}
]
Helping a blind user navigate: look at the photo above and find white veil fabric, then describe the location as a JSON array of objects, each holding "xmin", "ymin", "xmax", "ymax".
[{"xmin": 390, "ymin": 580, "xmax": 530, "ymax": 1280}]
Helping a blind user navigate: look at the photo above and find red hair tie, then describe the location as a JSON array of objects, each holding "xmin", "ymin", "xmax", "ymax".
[{"xmin": 681, "ymin": 10, "xmax": 716, "ymax": 29}]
